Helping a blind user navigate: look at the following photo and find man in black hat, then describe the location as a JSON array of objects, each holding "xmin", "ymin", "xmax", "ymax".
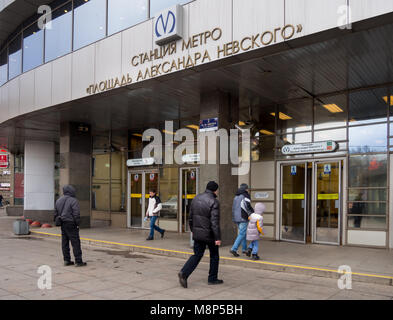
[{"xmin": 178, "ymin": 181, "xmax": 222, "ymax": 288}]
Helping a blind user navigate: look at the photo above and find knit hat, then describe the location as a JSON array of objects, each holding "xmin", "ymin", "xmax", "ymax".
[
  {"xmin": 255, "ymin": 203, "xmax": 266, "ymax": 214},
  {"xmin": 206, "ymin": 181, "xmax": 219, "ymax": 192}
]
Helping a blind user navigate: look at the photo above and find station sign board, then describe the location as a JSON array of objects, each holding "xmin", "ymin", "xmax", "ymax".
[
  {"xmin": 127, "ymin": 157, "xmax": 155, "ymax": 167},
  {"xmin": 281, "ymin": 141, "xmax": 337, "ymax": 155},
  {"xmin": 199, "ymin": 118, "xmax": 218, "ymax": 132},
  {"xmin": 182, "ymin": 153, "xmax": 200, "ymax": 163}
]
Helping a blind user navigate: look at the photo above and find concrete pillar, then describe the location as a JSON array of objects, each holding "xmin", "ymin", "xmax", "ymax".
[
  {"xmin": 60, "ymin": 122, "xmax": 92, "ymax": 228},
  {"xmin": 199, "ymin": 90, "xmax": 239, "ymax": 245},
  {"xmin": 24, "ymin": 140, "xmax": 55, "ymax": 222}
]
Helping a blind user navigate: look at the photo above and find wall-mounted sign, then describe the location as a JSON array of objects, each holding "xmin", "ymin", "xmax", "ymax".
[
  {"xmin": 0, "ymin": 154, "xmax": 8, "ymax": 168},
  {"xmin": 182, "ymin": 154, "xmax": 200, "ymax": 163},
  {"xmin": 254, "ymin": 192, "xmax": 269, "ymax": 200},
  {"xmin": 324, "ymin": 164, "xmax": 332, "ymax": 175},
  {"xmin": 282, "ymin": 141, "xmax": 338, "ymax": 155},
  {"xmin": 199, "ymin": 118, "xmax": 218, "ymax": 132},
  {"xmin": 150, "ymin": 173, "xmax": 156, "ymax": 181},
  {"xmin": 127, "ymin": 158, "xmax": 155, "ymax": 167},
  {"xmin": 291, "ymin": 166, "xmax": 297, "ymax": 176},
  {"xmin": 154, "ymin": 5, "xmax": 184, "ymax": 45},
  {"xmin": 134, "ymin": 174, "xmax": 139, "ymax": 182},
  {"xmin": 190, "ymin": 171, "xmax": 196, "ymax": 180}
]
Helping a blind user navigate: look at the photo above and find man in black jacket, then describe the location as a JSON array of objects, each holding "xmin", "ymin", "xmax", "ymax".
[
  {"xmin": 54, "ymin": 185, "xmax": 86, "ymax": 267},
  {"xmin": 178, "ymin": 181, "xmax": 222, "ymax": 288}
]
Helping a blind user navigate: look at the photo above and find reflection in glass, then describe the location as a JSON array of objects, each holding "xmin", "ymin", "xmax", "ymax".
[
  {"xmin": 314, "ymin": 128, "xmax": 347, "ymax": 142},
  {"xmin": 277, "ymin": 99, "xmax": 313, "ymax": 134},
  {"xmin": 23, "ymin": 23, "xmax": 44, "ymax": 72},
  {"xmin": 278, "ymin": 132, "xmax": 312, "ymax": 147},
  {"xmin": 251, "ymin": 134, "xmax": 275, "ymax": 161},
  {"xmin": 349, "ymin": 123, "xmax": 387, "ymax": 153},
  {"xmin": 348, "ymin": 216, "xmax": 386, "ymax": 229},
  {"xmin": 0, "ymin": 49, "xmax": 7, "ymax": 85},
  {"xmin": 349, "ymin": 88, "xmax": 387, "ymax": 125},
  {"xmin": 45, "ymin": 3, "xmax": 72, "ymax": 62},
  {"xmin": 73, "ymin": 0, "xmax": 106, "ymax": 50},
  {"xmin": 315, "ymin": 95, "xmax": 347, "ymax": 130},
  {"xmin": 159, "ymin": 167, "xmax": 179, "ymax": 221},
  {"xmin": 108, "ymin": 0, "xmax": 147, "ymax": 35},
  {"xmin": 8, "ymin": 34, "xmax": 22, "ymax": 79},
  {"xmin": 348, "ymin": 201, "xmax": 386, "ymax": 216},
  {"xmin": 150, "ymin": 0, "xmax": 189, "ymax": 17},
  {"xmin": 348, "ymin": 189, "xmax": 386, "ymax": 202},
  {"xmin": 349, "ymin": 154, "xmax": 387, "ymax": 188}
]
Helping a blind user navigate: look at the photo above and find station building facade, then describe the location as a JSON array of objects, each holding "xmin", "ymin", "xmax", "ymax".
[{"xmin": 1, "ymin": 0, "xmax": 393, "ymax": 248}]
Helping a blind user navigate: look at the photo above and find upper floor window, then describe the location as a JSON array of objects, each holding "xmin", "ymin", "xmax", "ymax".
[
  {"xmin": 0, "ymin": 49, "xmax": 7, "ymax": 85},
  {"xmin": 150, "ymin": 0, "xmax": 190, "ymax": 17},
  {"xmin": 23, "ymin": 23, "xmax": 44, "ymax": 72},
  {"xmin": 108, "ymin": 0, "xmax": 148, "ymax": 35},
  {"xmin": 8, "ymin": 34, "xmax": 22, "ymax": 80}
]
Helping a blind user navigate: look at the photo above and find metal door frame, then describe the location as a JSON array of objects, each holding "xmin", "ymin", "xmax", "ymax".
[
  {"xmin": 179, "ymin": 167, "xmax": 199, "ymax": 234},
  {"xmin": 127, "ymin": 169, "xmax": 159, "ymax": 229},
  {"xmin": 312, "ymin": 160, "xmax": 343, "ymax": 245},
  {"xmin": 279, "ymin": 161, "xmax": 308, "ymax": 244}
]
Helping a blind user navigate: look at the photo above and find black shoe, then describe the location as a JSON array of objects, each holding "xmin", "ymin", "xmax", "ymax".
[
  {"xmin": 146, "ymin": 237, "xmax": 154, "ymax": 241},
  {"xmin": 252, "ymin": 254, "xmax": 260, "ymax": 261},
  {"xmin": 208, "ymin": 279, "xmax": 224, "ymax": 285},
  {"xmin": 64, "ymin": 261, "xmax": 74, "ymax": 266},
  {"xmin": 178, "ymin": 272, "xmax": 187, "ymax": 289},
  {"xmin": 246, "ymin": 249, "xmax": 252, "ymax": 257},
  {"xmin": 161, "ymin": 230, "xmax": 166, "ymax": 239},
  {"xmin": 75, "ymin": 262, "xmax": 87, "ymax": 267},
  {"xmin": 229, "ymin": 250, "xmax": 239, "ymax": 257}
]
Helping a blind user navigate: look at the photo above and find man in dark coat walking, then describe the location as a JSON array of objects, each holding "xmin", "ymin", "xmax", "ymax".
[
  {"xmin": 54, "ymin": 185, "xmax": 86, "ymax": 267},
  {"xmin": 178, "ymin": 181, "xmax": 222, "ymax": 288}
]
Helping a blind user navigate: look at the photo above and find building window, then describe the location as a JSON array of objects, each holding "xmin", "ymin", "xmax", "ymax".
[
  {"xmin": 45, "ymin": 2, "xmax": 72, "ymax": 62},
  {"xmin": 23, "ymin": 23, "xmax": 44, "ymax": 72},
  {"xmin": 8, "ymin": 34, "xmax": 22, "ymax": 80},
  {"xmin": 108, "ymin": 0, "xmax": 148, "ymax": 35},
  {"xmin": 149, "ymin": 0, "xmax": 189, "ymax": 17},
  {"xmin": 0, "ymin": 48, "xmax": 7, "ymax": 85},
  {"xmin": 349, "ymin": 123, "xmax": 387, "ymax": 154},
  {"xmin": 314, "ymin": 94, "xmax": 347, "ymax": 130},
  {"xmin": 73, "ymin": 0, "xmax": 107, "ymax": 50}
]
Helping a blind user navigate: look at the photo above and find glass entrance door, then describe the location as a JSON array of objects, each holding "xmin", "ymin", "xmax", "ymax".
[
  {"xmin": 180, "ymin": 168, "xmax": 198, "ymax": 233},
  {"xmin": 128, "ymin": 170, "xmax": 159, "ymax": 229},
  {"xmin": 281, "ymin": 163, "xmax": 306, "ymax": 243},
  {"xmin": 313, "ymin": 161, "xmax": 341, "ymax": 244}
]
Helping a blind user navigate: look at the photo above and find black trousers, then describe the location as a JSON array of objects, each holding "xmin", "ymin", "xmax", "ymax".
[
  {"xmin": 61, "ymin": 222, "xmax": 83, "ymax": 264},
  {"xmin": 181, "ymin": 240, "xmax": 219, "ymax": 282}
]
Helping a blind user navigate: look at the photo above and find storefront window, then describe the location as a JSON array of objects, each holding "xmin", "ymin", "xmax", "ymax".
[
  {"xmin": 277, "ymin": 99, "xmax": 313, "ymax": 134},
  {"xmin": 349, "ymin": 88, "xmax": 388, "ymax": 125},
  {"xmin": 159, "ymin": 167, "xmax": 179, "ymax": 220},
  {"xmin": 8, "ymin": 34, "xmax": 22, "ymax": 79},
  {"xmin": 314, "ymin": 94, "xmax": 347, "ymax": 130},
  {"xmin": 23, "ymin": 23, "xmax": 44, "ymax": 72},
  {"xmin": 150, "ymin": 0, "xmax": 190, "ymax": 17},
  {"xmin": 73, "ymin": 0, "xmax": 106, "ymax": 50},
  {"xmin": 45, "ymin": 2, "xmax": 72, "ymax": 62},
  {"xmin": 108, "ymin": 0, "xmax": 148, "ymax": 35},
  {"xmin": 349, "ymin": 123, "xmax": 387, "ymax": 154},
  {"xmin": 348, "ymin": 216, "xmax": 386, "ymax": 229},
  {"xmin": 0, "ymin": 48, "xmax": 7, "ymax": 85},
  {"xmin": 348, "ymin": 154, "xmax": 387, "ymax": 188}
]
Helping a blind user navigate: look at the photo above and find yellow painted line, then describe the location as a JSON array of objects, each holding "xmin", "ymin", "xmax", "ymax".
[{"xmin": 30, "ymin": 230, "xmax": 393, "ymax": 281}]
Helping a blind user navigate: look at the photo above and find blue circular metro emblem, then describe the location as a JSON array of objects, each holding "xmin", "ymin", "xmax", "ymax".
[{"xmin": 155, "ymin": 10, "xmax": 176, "ymax": 37}]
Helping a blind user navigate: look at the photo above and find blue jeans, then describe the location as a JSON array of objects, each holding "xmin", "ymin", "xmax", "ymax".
[
  {"xmin": 149, "ymin": 216, "xmax": 164, "ymax": 238},
  {"xmin": 248, "ymin": 240, "xmax": 259, "ymax": 255},
  {"xmin": 231, "ymin": 222, "xmax": 248, "ymax": 253}
]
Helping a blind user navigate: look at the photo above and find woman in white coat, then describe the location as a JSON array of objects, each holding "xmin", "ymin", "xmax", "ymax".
[{"xmin": 246, "ymin": 203, "xmax": 265, "ymax": 260}]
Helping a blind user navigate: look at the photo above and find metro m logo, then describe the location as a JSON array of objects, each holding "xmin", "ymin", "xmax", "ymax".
[
  {"xmin": 155, "ymin": 11, "xmax": 176, "ymax": 38},
  {"xmin": 154, "ymin": 5, "xmax": 183, "ymax": 46}
]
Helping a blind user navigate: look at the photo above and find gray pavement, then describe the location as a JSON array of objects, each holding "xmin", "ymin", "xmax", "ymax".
[{"xmin": 1, "ymin": 215, "xmax": 393, "ymax": 300}]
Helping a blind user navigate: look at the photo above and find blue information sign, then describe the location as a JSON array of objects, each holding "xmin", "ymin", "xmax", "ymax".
[{"xmin": 199, "ymin": 118, "xmax": 218, "ymax": 132}]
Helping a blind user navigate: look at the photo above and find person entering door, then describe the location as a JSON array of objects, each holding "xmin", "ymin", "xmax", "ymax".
[{"xmin": 145, "ymin": 189, "xmax": 166, "ymax": 240}]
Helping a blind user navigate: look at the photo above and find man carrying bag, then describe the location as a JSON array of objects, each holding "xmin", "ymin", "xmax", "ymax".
[{"xmin": 54, "ymin": 185, "xmax": 86, "ymax": 267}]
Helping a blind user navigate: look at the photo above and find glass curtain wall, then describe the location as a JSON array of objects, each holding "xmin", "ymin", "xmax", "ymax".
[{"xmin": 0, "ymin": 49, "xmax": 7, "ymax": 85}]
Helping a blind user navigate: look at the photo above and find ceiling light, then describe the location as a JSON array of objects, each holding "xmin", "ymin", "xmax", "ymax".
[
  {"xmin": 382, "ymin": 96, "xmax": 393, "ymax": 106},
  {"xmin": 322, "ymin": 104, "xmax": 344, "ymax": 113},
  {"xmin": 186, "ymin": 125, "xmax": 199, "ymax": 130},
  {"xmin": 270, "ymin": 112, "xmax": 292, "ymax": 120},
  {"xmin": 238, "ymin": 121, "xmax": 246, "ymax": 126},
  {"xmin": 260, "ymin": 129, "xmax": 274, "ymax": 135}
]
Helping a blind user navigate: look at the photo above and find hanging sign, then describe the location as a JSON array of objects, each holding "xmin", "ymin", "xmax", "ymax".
[
  {"xmin": 291, "ymin": 166, "xmax": 297, "ymax": 176},
  {"xmin": 182, "ymin": 153, "xmax": 200, "ymax": 163},
  {"xmin": 199, "ymin": 118, "xmax": 218, "ymax": 132},
  {"xmin": 127, "ymin": 157, "xmax": 155, "ymax": 167},
  {"xmin": 282, "ymin": 141, "xmax": 338, "ymax": 155},
  {"xmin": 150, "ymin": 173, "xmax": 156, "ymax": 181},
  {"xmin": 134, "ymin": 174, "xmax": 139, "ymax": 182},
  {"xmin": 324, "ymin": 164, "xmax": 332, "ymax": 175}
]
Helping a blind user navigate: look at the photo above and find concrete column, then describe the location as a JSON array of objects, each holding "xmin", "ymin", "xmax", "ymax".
[
  {"xmin": 60, "ymin": 122, "xmax": 92, "ymax": 228},
  {"xmin": 199, "ymin": 90, "xmax": 239, "ymax": 245},
  {"xmin": 24, "ymin": 140, "xmax": 55, "ymax": 222}
]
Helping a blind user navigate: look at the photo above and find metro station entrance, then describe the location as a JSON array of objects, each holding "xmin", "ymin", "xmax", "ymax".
[
  {"xmin": 279, "ymin": 159, "xmax": 344, "ymax": 245},
  {"xmin": 127, "ymin": 170, "xmax": 159, "ymax": 229}
]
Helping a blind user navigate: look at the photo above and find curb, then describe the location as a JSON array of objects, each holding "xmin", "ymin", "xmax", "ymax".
[{"xmin": 30, "ymin": 230, "xmax": 393, "ymax": 286}]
